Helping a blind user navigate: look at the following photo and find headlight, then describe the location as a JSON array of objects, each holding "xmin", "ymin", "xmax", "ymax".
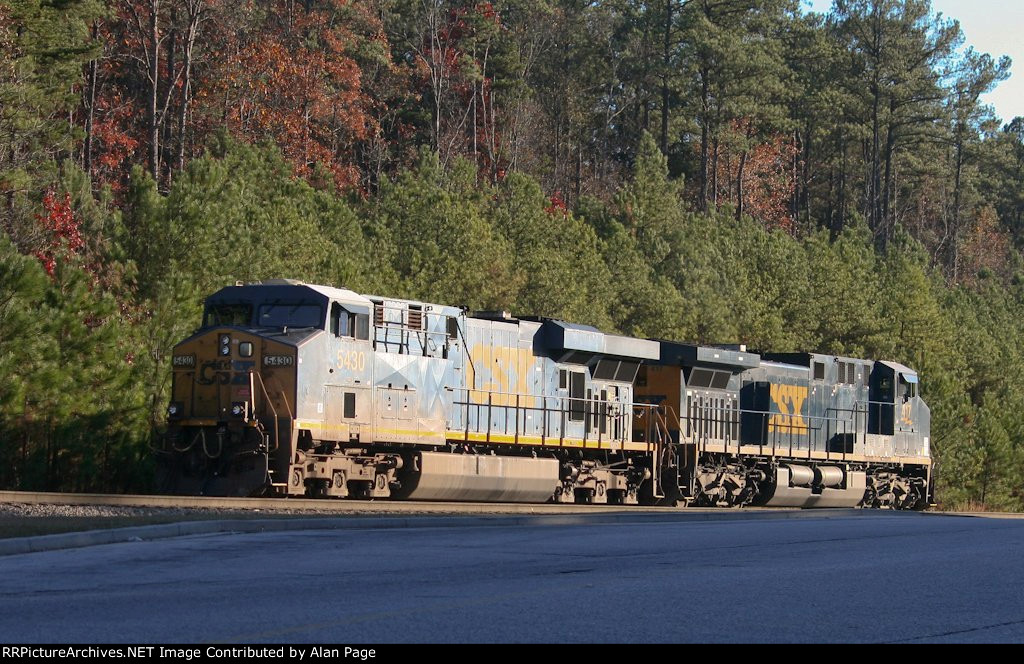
[
  {"xmin": 219, "ymin": 334, "xmax": 231, "ymax": 356},
  {"xmin": 167, "ymin": 402, "xmax": 183, "ymax": 419},
  {"xmin": 230, "ymin": 402, "xmax": 247, "ymax": 419}
]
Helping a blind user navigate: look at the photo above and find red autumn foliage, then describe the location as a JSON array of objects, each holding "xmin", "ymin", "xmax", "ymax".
[
  {"xmin": 960, "ymin": 205, "xmax": 1012, "ymax": 285},
  {"xmin": 207, "ymin": 0, "xmax": 376, "ymax": 189},
  {"xmin": 90, "ymin": 85, "xmax": 141, "ymax": 188},
  {"xmin": 546, "ymin": 191, "xmax": 569, "ymax": 217},
  {"xmin": 89, "ymin": 0, "xmax": 384, "ymax": 192},
  {"xmin": 34, "ymin": 191, "xmax": 84, "ymax": 276},
  {"xmin": 80, "ymin": 0, "xmax": 519, "ymax": 194},
  {"xmin": 410, "ymin": 1, "xmax": 509, "ymax": 179},
  {"xmin": 710, "ymin": 120, "xmax": 799, "ymax": 232}
]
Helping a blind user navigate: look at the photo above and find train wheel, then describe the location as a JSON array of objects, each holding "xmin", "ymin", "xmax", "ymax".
[
  {"xmin": 308, "ymin": 479, "xmax": 329, "ymax": 498},
  {"xmin": 574, "ymin": 488, "xmax": 593, "ymax": 504}
]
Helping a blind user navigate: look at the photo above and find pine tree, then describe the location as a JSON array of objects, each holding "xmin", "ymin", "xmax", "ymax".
[{"xmin": 0, "ymin": 0, "xmax": 104, "ymax": 243}]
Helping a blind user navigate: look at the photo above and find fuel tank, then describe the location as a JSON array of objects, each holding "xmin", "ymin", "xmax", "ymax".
[{"xmin": 397, "ymin": 452, "xmax": 560, "ymax": 502}]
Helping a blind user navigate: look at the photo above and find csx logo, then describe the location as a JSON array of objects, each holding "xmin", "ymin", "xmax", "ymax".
[
  {"xmin": 197, "ymin": 360, "xmax": 255, "ymax": 385},
  {"xmin": 768, "ymin": 384, "xmax": 808, "ymax": 433},
  {"xmin": 466, "ymin": 344, "xmax": 537, "ymax": 407}
]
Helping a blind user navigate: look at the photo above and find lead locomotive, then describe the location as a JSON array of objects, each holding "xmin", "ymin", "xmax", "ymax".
[{"xmin": 156, "ymin": 280, "xmax": 932, "ymax": 509}]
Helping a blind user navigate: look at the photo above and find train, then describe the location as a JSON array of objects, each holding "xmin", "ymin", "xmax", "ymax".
[{"xmin": 155, "ymin": 280, "xmax": 933, "ymax": 509}]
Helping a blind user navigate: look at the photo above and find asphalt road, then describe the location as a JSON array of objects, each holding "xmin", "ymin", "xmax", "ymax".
[{"xmin": 0, "ymin": 513, "xmax": 1021, "ymax": 643}]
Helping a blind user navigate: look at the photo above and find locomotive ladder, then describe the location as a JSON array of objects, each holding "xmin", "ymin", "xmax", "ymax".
[{"xmin": 641, "ymin": 404, "xmax": 683, "ymax": 502}]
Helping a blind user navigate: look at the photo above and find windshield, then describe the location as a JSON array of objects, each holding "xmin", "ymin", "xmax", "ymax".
[
  {"xmin": 203, "ymin": 303, "xmax": 252, "ymax": 327},
  {"xmin": 257, "ymin": 303, "xmax": 323, "ymax": 328}
]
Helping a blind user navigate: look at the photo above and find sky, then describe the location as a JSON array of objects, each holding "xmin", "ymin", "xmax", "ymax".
[{"xmin": 804, "ymin": 0, "xmax": 1024, "ymax": 123}]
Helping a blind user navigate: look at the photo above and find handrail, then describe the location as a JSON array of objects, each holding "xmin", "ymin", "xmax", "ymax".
[
  {"xmin": 370, "ymin": 301, "xmax": 458, "ymax": 338},
  {"xmin": 433, "ymin": 385, "xmax": 924, "ymax": 461},
  {"xmin": 447, "ymin": 385, "xmax": 653, "ymax": 450},
  {"xmin": 677, "ymin": 399, "xmax": 927, "ymax": 459},
  {"xmin": 252, "ymin": 371, "xmax": 280, "ymax": 454}
]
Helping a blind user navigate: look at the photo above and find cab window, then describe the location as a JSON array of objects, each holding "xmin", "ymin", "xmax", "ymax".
[
  {"xmin": 330, "ymin": 303, "xmax": 355, "ymax": 337},
  {"xmin": 257, "ymin": 303, "xmax": 322, "ymax": 328},
  {"xmin": 355, "ymin": 314, "xmax": 370, "ymax": 340},
  {"xmin": 878, "ymin": 377, "xmax": 893, "ymax": 401},
  {"xmin": 203, "ymin": 303, "xmax": 252, "ymax": 327}
]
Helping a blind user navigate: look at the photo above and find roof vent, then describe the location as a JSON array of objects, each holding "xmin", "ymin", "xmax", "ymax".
[
  {"xmin": 472, "ymin": 310, "xmax": 513, "ymax": 321},
  {"xmin": 260, "ymin": 278, "xmax": 305, "ymax": 286}
]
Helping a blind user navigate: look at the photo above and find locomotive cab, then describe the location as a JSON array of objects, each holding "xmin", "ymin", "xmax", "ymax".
[
  {"xmin": 867, "ymin": 361, "xmax": 930, "ymax": 459},
  {"xmin": 868, "ymin": 362, "xmax": 921, "ymax": 436},
  {"xmin": 158, "ymin": 281, "xmax": 373, "ymax": 496}
]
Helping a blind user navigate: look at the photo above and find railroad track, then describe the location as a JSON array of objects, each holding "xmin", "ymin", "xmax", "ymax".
[
  {"xmin": 0, "ymin": 490, "xmax": 713, "ymax": 515},
  {"xmin": 4, "ymin": 491, "xmax": 1003, "ymax": 518}
]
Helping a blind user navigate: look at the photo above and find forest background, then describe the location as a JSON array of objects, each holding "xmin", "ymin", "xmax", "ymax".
[{"xmin": 2, "ymin": 0, "xmax": 1022, "ymax": 509}]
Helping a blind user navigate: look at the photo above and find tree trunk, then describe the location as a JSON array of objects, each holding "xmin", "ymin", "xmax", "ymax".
[
  {"xmin": 575, "ymin": 146, "xmax": 582, "ymax": 204},
  {"xmin": 736, "ymin": 149, "xmax": 747, "ymax": 221},
  {"xmin": 711, "ymin": 136, "xmax": 719, "ymax": 206},
  {"xmin": 951, "ymin": 132, "xmax": 965, "ymax": 282},
  {"xmin": 176, "ymin": 5, "xmax": 200, "ymax": 174},
  {"xmin": 83, "ymin": 23, "xmax": 99, "ymax": 178},
  {"xmin": 868, "ymin": 5, "xmax": 883, "ymax": 242},
  {"xmin": 148, "ymin": 0, "xmax": 161, "ymax": 181},
  {"xmin": 881, "ymin": 102, "xmax": 897, "ymax": 251},
  {"xmin": 660, "ymin": 0, "xmax": 673, "ymax": 153},
  {"xmin": 698, "ymin": 69, "xmax": 710, "ymax": 210},
  {"xmin": 165, "ymin": 12, "xmax": 176, "ymax": 183},
  {"xmin": 870, "ymin": 90, "xmax": 881, "ymax": 236},
  {"xmin": 837, "ymin": 129, "xmax": 848, "ymax": 235}
]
